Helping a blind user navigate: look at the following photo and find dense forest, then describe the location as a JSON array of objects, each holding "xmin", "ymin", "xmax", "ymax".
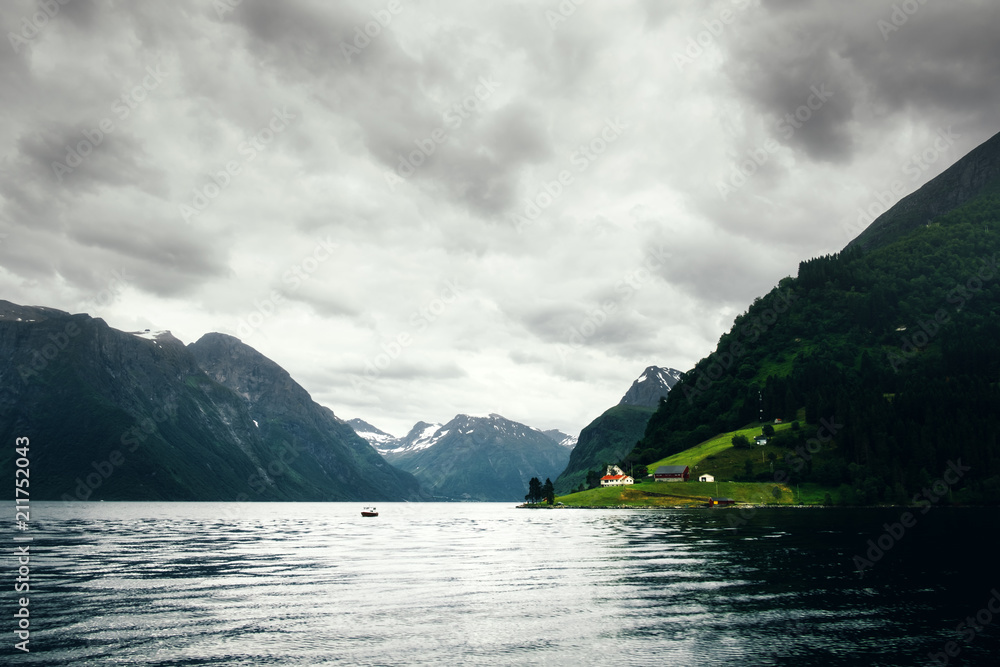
[{"xmin": 631, "ymin": 180, "xmax": 1000, "ymax": 504}]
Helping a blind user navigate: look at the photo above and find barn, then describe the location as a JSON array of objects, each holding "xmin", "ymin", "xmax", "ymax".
[{"xmin": 653, "ymin": 465, "xmax": 689, "ymax": 482}]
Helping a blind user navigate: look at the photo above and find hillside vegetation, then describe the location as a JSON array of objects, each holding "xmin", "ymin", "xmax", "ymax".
[{"xmin": 632, "ymin": 133, "xmax": 1000, "ymax": 506}]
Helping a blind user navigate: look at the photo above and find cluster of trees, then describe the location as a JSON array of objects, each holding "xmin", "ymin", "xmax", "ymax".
[
  {"xmin": 631, "ymin": 187, "xmax": 1000, "ymax": 504},
  {"xmin": 525, "ymin": 477, "xmax": 555, "ymax": 504}
]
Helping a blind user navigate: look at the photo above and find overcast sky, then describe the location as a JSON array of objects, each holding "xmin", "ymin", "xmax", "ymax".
[{"xmin": 1, "ymin": 0, "xmax": 998, "ymax": 437}]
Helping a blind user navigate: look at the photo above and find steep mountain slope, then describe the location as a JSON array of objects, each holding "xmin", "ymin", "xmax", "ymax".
[
  {"xmin": 188, "ymin": 333, "xmax": 424, "ymax": 501},
  {"xmin": 0, "ymin": 304, "xmax": 423, "ymax": 501},
  {"xmin": 553, "ymin": 366, "xmax": 681, "ymax": 494},
  {"xmin": 619, "ymin": 366, "xmax": 683, "ymax": 407},
  {"xmin": 847, "ymin": 129, "xmax": 1000, "ymax": 252},
  {"xmin": 381, "ymin": 414, "xmax": 571, "ymax": 501},
  {"xmin": 554, "ymin": 404, "xmax": 655, "ymax": 494},
  {"xmin": 634, "ymin": 130, "xmax": 1000, "ymax": 504}
]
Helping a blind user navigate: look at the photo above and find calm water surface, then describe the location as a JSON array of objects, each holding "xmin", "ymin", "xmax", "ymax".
[{"xmin": 7, "ymin": 502, "xmax": 1000, "ymax": 666}]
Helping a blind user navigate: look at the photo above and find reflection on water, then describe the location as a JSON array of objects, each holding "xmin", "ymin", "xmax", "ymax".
[{"xmin": 7, "ymin": 503, "xmax": 999, "ymax": 666}]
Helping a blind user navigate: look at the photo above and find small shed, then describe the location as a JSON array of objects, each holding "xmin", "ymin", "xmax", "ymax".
[
  {"xmin": 653, "ymin": 465, "xmax": 690, "ymax": 482},
  {"xmin": 709, "ymin": 497, "xmax": 735, "ymax": 506},
  {"xmin": 699, "ymin": 474, "xmax": 715, "ymax": 482},
  {"xmin": 755, "ymin": 436, "xmax": 768, "ymax": 446}
]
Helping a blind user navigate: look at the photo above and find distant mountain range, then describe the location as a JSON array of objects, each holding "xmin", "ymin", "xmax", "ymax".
[
  {"xmin": 349, "ymin": 413, "xmax": 573, "ymax": 501},
  {"xmin": 0, "ymin": 304, "xmax": 424, "ymax": 501},
  {"xmin": 555, "ymin": 366, "xmax": 682, "ymax": 493}
]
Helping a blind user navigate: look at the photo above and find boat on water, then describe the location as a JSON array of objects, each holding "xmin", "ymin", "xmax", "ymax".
[{"xmin": 361, "ymin": 507, "xmax": 378, "ymax": 517}]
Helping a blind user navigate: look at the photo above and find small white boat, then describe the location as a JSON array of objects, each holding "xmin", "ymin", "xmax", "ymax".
[{"xmin": 361, "ymin": 507, "xmax": 378, "ymax": 517}]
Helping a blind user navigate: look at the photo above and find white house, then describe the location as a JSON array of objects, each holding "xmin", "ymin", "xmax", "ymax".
[
  {"xmin": 600, "ymin": 465, "xmax": 634, "ymax": 487},
  {"xmin": 699, "ymin": 474, "xmax": 715, "ymax": 482}
]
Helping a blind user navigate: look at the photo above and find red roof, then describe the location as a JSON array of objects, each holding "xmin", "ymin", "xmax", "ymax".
[{"xmin": 601, "ymin": 474, "xmax": 627, "ymax": 480}]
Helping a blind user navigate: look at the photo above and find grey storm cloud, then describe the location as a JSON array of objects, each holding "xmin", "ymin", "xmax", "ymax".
[
  {"xmin": 724, "ymin": 0, "xmax": 1000, "ymax": 163},
  {"xmin": 0, "ymin": 0, "xmax": 997, "ymax": 436}
]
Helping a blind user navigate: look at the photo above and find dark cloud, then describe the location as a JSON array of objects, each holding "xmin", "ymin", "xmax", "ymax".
[{"xmin": 1, "ymin": 0, "xmax": 997, "ymax": 436}]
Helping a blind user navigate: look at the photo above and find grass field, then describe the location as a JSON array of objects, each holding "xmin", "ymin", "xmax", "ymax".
[
  {"xmin": 554, "ymin": 479, "xmax": 797, "ymax": 507},
  {"xmin": 645, "ymin": 421, "xmax": 793, "ymax": 473}
]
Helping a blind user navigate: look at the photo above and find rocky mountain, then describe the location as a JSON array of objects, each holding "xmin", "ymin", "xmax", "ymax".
[
  {"xmin": 541, "ymin": 429, "xmax": 578, "ymax": 449},
  {"xmin": 553, "ymin": 404, "xmax": 656, "ymax": 494},
  {"xmin": 346, "ymin": 418, "xmax": 397, "ymax": 451},
  {"xmin": 0, "ymin": 303, "xmax": 423, "ymax": 501},
  {"xmin": 553, "ymin": 366, "xmax": 681, "ymax": 493},
  {"xmin": 365, "ymin": 413, "xmax": 572, "ymax": 501},
  {"xmin": 619, "ymin": 366, "xmax": 683, "ymax": 407},
  {"xmin": 188, "ymin": 333, "xmax": 425, "ymax": 501}
]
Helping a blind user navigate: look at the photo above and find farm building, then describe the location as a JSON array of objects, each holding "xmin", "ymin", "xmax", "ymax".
[
  {"xmin": 653, "ymin": 465, "xmax": 689, "ymax": 482},
  {"xmin": 600, "ymin": 465, "xmax": 634, "ymax": 487},
  {"xmin": 699, "ymin": 474, "xmax": 714, "ymax": 482},
  {"xmin": 709, "ymin": 497, "xmax": 736, "ymax": 506}
]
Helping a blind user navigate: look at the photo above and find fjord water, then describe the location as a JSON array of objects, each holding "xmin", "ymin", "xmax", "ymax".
[{"xmin": 13, "ymin": 503, "xmax": 1000, "ymax": 666}]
